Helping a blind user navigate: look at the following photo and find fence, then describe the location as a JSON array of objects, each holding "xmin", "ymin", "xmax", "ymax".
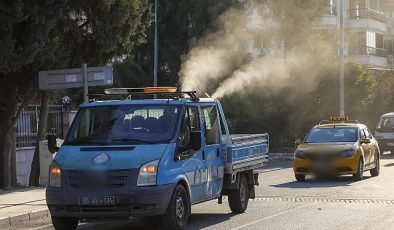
[{"xmin": 16, "ymin": 103, "xmax": 64, "ymax": 148}]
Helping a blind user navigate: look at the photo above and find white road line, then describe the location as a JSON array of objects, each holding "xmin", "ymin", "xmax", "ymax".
[
  {"xmin": 29, "ymin": 224, "xmax": 53, "ymax": 230},
  {"xmin": 29, "ymin": 222, "xmax": 86, "ymax": 230},
  {"xmin": 230, "ymin": 203, "xmax": 315, "ymax": 230}
]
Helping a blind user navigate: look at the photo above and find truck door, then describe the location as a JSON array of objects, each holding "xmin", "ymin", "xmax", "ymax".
[
  {"xmin": 201, "ymin": 105, "xmax": 224, "ymax": 199},
  {"xmin": 179, "ymin": 105, "xmax": 206, "ymax": 204}
]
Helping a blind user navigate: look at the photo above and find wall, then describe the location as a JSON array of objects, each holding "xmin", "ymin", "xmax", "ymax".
[{"xmin": 16, "ymin": 147, "xmax": 35, "ymax": 186}]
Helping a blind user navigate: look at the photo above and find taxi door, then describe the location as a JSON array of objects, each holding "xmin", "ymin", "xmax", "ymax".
[
  {"xmin": 201, "ymin": 105, "xmax": 224, "ymax": 200},
  {"xmin": 360, "ymin": 129, "xmax": 372, "ymax": 165},
  {"xmin": 364, "ymin": 128, "xmax": 377, "ymax": 165}
]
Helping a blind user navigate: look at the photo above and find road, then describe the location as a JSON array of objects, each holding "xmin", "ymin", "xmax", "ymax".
[{"xmin": 12, "ymin": 154, "xmax": 394, "ymax": 230}]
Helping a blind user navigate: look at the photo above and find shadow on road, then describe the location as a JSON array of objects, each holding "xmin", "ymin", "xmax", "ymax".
[
  {"xmin": 271, "ymin": 175, "xmax": 371, "ymax": 189},
  {"xmin": 188, "ymin": 213, "xmax": 236, "ymax": 230},
  {"xmin": 76, "ymin": 213, "xmax": 236, "ymax": 230}
]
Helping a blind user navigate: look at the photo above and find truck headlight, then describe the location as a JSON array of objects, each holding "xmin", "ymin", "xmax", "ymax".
[
  {"xmin": 295, "ymin": 150, "xmax": 306, "ymax": 159},
  {"xmin": 137, "ymin": 160, "xmax": 159, "ymax": 186},
  {"xmin": 49, "ymin": 161, "xmax": 61, "ymax": 187},
  {"xmin": 340, "ymin": 149, "xmax": 355, "ymax": 158}
]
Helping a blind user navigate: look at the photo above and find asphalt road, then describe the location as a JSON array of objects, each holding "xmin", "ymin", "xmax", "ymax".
[{"xmin": 12, "ymin": 153, "xmax": 394, "ymax": 230}]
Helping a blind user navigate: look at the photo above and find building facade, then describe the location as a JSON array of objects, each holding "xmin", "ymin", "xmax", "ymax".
[{"xmin": 320, "ymin": 0, "xmax": 394, "ymax": 69}]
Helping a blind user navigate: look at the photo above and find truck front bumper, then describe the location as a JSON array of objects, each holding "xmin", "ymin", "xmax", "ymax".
[{"xmin": 46, "ymin": 184, "xmax": 175, "ymax": 219}]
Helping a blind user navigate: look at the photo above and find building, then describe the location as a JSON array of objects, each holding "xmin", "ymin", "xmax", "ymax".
[{"xmin": 320, "ymin": 0, "xmax": 394, "ymax": 69}]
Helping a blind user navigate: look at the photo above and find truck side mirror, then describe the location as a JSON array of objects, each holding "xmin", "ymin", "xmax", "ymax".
[
  {"xmin": 191, "ymin": 131, "xmax": 202, "ymax": 151},
  {"xmin": 295, "ymin": 139, "xmax": 303, "ymax": 146},
  {"xmin": 48, "ymin": 133, "xmax": 59, "ymax": 154}
]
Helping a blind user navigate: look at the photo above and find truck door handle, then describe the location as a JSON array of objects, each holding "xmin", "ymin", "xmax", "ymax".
[{"xmin": 202, "ymin": 151, "xmax": 205, "ymax": 160}]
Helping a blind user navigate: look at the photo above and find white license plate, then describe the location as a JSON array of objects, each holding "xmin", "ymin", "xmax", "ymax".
[{"xmin": 79, "ymin": 196, "xmax": 115, "ymax": 205}]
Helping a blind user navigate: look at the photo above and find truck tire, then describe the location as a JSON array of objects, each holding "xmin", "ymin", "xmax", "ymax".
[
  {"xmin": 295, "ymin": 174, "xmax": 305, "ymax": 182},
  {"xmin": 161, "ymin": 184, "xmax": 190, "ymax": 230},
  {"xmin": 51, "ymin": 216, "xmax": 78, "ymax": 230},
  {"xmin": 228, "ymin": 174, "xmax": 249, "ymax": 213},
  {"xmin": 370, "ymin": 154, "xmax": 380, "ymax": 177},
  {"xmin": 353, "ymin": 158, "xmax": 364, "ymax": 181}
]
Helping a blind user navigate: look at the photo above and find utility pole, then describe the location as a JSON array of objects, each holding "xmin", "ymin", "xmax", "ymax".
[
  {"xmin": 83, "ymin": 63, "xmax": 88, "ymax": 102},
  {"xmin": 153, "ymin": 0, "xmax": 158, "ymax": 87},
  {"xmin": 338, "ymin": 0, "xmax": 345, "ymax": 116}
]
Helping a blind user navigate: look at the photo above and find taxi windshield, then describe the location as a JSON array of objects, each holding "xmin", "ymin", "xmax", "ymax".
[
  {"xmin": 304, "ymin": 127, "xmax": 358, "ymax": 143},
  {"xmin": 64, "ymin": 105, "xmax": 180, "ymax": 145}
]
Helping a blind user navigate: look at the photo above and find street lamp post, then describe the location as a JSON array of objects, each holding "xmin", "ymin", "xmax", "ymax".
[
  {"xmin": 153, "ymin": 0, "xmax": 158, "ymax": 88},
  {"xmin": 338, "ymin": 0, "xmax": 345, "ymax": 116}
]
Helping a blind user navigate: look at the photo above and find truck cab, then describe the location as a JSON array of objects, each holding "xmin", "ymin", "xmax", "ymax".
[{"xmin": 46, "ymin": 87, "xmax": 269, "ymax": 230}]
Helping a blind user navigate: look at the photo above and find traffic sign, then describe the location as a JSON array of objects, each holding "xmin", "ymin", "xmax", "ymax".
[{"xmin": 39, "ymin": 66, "xmax": 113, "ymax": 90}]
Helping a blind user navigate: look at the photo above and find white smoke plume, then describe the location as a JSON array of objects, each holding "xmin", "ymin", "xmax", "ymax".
[{"xmin": 179, "ymin": 2, "xmax": 334, "ymax": 98}]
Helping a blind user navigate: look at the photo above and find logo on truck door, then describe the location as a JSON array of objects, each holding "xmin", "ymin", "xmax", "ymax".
[{"xmin": 92, "ymin": 152, "xmax": 110, "ymax": 165}]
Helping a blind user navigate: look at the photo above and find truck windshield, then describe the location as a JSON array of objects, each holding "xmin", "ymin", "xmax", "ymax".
[
  {"xmin": 64, "ymin": 105, "xmax": 180, "ymax": 145},
  {"xmin": 304, "ymin": 127, "xmax": 357, "ymax": 143}
]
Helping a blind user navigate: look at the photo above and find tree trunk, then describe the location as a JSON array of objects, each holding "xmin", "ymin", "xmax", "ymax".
[{"xmin": 29, "ymin": 91, "xmax": 50, "ymax": 186}]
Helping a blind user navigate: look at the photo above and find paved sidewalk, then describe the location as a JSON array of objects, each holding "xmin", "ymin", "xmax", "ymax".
[{"xmin": 0, "ymin": 187, "xmax": 48, "ymax": 227}]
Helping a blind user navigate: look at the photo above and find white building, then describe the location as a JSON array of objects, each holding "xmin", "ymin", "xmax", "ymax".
[{"xmin": 320, "ymin": 0, "xmax": 394, "ymax": 68}]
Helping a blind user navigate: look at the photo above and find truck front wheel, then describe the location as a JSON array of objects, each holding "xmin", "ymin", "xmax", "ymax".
[
  {"xmin": 51, "ymin": 216, "xmax": 78, "ymax": 230},
  {"xmin": 228, "ymin": 174, "xmax": 249, "ymax": 213},
  {"xmin": 161, "ymin": 184, "xmax": 190, "ymax": 230}
]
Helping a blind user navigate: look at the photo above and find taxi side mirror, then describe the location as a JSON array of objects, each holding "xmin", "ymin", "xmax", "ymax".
[
  {"xmin": 295, "ymin": 139, "xmax": 303, "ymax": 146},
  {"xmin": 360, "ymin": 138, "xmax": 371, "ymax": 144}
]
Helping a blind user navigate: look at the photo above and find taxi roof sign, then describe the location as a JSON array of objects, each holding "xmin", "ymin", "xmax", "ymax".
[
  {"xmin": 328, "ymin": 116, "xmax": 349, "ymax": 122},
  {"xmin": 319, "ymin": 116, "xmax": 359, "ymax": 125}
]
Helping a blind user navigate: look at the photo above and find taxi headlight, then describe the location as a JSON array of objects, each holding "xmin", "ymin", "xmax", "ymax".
[
  {"xmin": 340, "ymin": 149, "xmax": 356, "ymax": 158},
  {"xmin": 137, "ymin": 160, "xmax": 159, "ymax": 186},
  {"xmin": 49, "ymin": 161, "xmax": 61, "ymax": 187},
  {"xmin": 295, "ymin": 150, "xmax": 306, "ymax": 159}
]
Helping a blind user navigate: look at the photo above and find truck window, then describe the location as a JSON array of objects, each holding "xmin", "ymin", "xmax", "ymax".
[
  {"xmin": 202, "ymin": 106, "xmax": 220, "ymax": 145},
  {"xmin": 178, "ymin": 106, "xmax": 200, "ymax": 150}
]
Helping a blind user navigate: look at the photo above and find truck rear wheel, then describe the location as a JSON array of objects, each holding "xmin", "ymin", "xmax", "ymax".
[
  {"xmin": 161, "ymin": 184, "xmax": 190, "ymax": 230},
  {"xmin": 51, "ymin": 216, "xmax": 78, "ymax": 230},
  {"xmin": 228, "ymin": 174, "xmax": 249, "ymax": 213}
]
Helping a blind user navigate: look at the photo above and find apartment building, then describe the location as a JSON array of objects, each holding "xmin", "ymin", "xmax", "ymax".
[{"xmin": 320, "ymin": 0, "xmax": 394, "ymax": 69}]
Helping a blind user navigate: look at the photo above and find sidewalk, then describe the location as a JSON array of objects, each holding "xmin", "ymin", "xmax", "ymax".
[{"xmin": 0, "ymin": 187, "xmax": 48, "ymax": 227}]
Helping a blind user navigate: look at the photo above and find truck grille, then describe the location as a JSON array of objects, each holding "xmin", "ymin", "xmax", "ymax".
[{"xmin": 66, "ymin": 169, "xmax": 130, "ymax": 189}]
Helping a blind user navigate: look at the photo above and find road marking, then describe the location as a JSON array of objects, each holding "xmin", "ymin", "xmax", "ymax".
[
  {"xmin": 230, "ymin": 203, "xmax": 314, "ymax": 230},
  {"xmin": 222, "ymin": 196, "xmax": 394, "ymax": 205},
  {"xmin": 29, "ymin": 223, "xmax": 53, "ymax": 230}
]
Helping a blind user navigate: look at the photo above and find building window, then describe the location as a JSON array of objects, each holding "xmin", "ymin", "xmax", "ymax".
[{"xmin": 366, "ymin": 31, "xmax": 376, "ymax": 48}]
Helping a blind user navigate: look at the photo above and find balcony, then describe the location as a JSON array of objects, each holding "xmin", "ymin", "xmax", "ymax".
[
  {"xmin": 349, "ymin": 46, "xmax": 388, "ymax": 67},
  {"xmin": 319, "ymin": 5, "xmax": 337, "ymax": 29},
  {"xmin": 348, "ymin": 8, "xmax": 387, "ymax": 32}
]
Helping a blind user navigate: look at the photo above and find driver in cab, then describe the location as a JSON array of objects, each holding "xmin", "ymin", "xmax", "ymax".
[{"xmin": 293, "ymin": 117, "xmax": 381, "ymax": 181}]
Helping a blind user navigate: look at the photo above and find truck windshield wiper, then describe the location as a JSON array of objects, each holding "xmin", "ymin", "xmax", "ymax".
[
  {"xmin": 66, "ymin": 139, "xmax": 107, "ymax": 145},
  {"xmin": 109, "ymin": 138, "xmax": 156, "ymax": 144}
]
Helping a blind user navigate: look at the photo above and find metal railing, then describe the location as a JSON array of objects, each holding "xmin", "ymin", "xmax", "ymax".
[
  {"xmin": 348, "ymin": 8, "xmax": 386, "ymax": 22},
  {"xmin": 350, "ymin": 46, "xmax": 387, "ymax": 57},
  {"xmin": 16, "ymin": 104, "xmax": 64, "ymax": 148}
]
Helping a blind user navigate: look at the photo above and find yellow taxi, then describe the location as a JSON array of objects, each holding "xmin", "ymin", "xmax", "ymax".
[{"xmin": 293, "ymin": 117, "xmax": 380, "ymax": 181}]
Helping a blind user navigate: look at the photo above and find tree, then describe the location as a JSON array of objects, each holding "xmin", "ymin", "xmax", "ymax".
[{"xmin": 0, "ymin": 0, "xmax": 152, "ymax": 188}]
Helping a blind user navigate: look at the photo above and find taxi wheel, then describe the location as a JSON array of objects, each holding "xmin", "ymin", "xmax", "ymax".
[
  {"xmin": 295, "ymin": 174, "xmax": 305, "ymax": 182},
  {"xmin": 51, "ymin": 216, "xmax": 79, "ymax": 230},
  {"xmin": 228, "ymin": 174, "xmax": 249, "ymax": 213},
  {"xmin": 353, "ymin": 158, "xmax": 364, "ymax": 181},
  {"xmin": 162, "ymin": 184, "xmax": 190, "ymax": 230},
  {"xmin": 370, "ymin": 155, "xmax": 380, "ymax": 177}
]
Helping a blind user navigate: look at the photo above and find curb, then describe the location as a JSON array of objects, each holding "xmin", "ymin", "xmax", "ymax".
[
  {"xmin": 0, "ymin": 209, "xmax": 49, "ymax": 227},
  {"xmin": 268, "ymin": 152, "xmax": 294, "ymax": 161}
]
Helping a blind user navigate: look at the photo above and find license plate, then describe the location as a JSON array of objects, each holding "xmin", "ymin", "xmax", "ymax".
[
  {"xmin": 387, "ymin": 143, "xmax": 394, "ymax": 147},
  {"xmin": 79, "ymin": 196, "xmax": 115, "ymax": 205}
]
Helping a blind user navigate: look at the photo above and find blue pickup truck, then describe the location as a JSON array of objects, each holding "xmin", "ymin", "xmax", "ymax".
[{"xmin": 46, "ymin": 87, "xmax": 269, "ymax": 230}]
